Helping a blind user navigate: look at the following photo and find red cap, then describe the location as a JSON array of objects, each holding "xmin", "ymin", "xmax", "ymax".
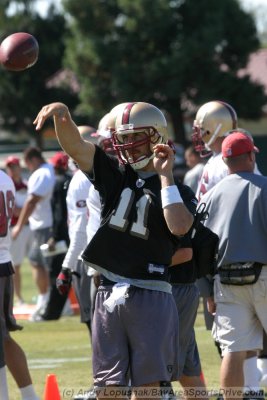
[
  {"xmin": 222, "ymin": 131, "xmax": 259, "ymax": 158},
  {"xmin": 5, "ymin": 156, "xmax": 20, "ymax": 167},
  {"xmin": 49, "ymin": 152, "xmax": 69, "ymax": 169}
]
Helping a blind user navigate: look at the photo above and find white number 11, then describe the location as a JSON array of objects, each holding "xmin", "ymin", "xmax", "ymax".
[{"xmin": 109, "ymin": 188, "xmax": 151, "ymax": 239}]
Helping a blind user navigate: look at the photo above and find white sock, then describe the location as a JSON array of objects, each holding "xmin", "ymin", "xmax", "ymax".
[
  {"xmin": 258, "ymin": 357, "xmax": 267, "ymax": 385},
  {"xmin": 0, "ymin": 366, "xmax": 9, "ymax": 400},
  {"xmin": 243, "ymin": 356, "xmax": 260, "ymax": 392},
  {"xmin": 20, "ymin": 384, "xmax": 40, "ymax": 400},
  {"xmin": 36, "ymin": 292, "xmax": 48, "ymax": 309}
]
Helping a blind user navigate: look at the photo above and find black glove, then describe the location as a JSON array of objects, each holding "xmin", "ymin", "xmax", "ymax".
[{"xmin": 56, "ymin": 268, "xmax": 72, "ymax": 295}]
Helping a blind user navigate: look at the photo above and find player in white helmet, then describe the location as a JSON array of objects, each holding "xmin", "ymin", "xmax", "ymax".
[
  {"xmin": 192, "ymin": 100, "xmax": 237, "ymax": 199},
  {"xmin": 57, "ymin": 125, "xmax": 96, "ymax": 335},
  {"xmin": 34, "ymin": 100, "xmax": 193, "ymax": 399}
]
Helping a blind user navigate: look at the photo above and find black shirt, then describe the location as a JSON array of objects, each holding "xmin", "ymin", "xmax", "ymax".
[
  {"xmin": 51, "ymin": 172, "xmax": 72, "ymax": 244},
  {"xmin": 168, "ymin": 180, "xmax": 198, "ymax": 284},
  {"xmin": 82, "ymin": 146, "xmax": 180, "ymax": 281}
]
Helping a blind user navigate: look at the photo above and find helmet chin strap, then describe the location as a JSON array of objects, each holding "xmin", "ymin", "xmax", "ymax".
[
  {"xmin": 131, "ymin": 153, "xmax": 154, "ymax": 170},
  {"xmin": 125, "ymin": 134, "xmax": 164, "ymax": 170},
  {"xmin": 206, "ymin": 123, "xmax": 222, "ymax": 147}
]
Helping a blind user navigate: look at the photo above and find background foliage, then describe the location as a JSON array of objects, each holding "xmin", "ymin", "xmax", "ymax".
[{"xmin": 0, "ymin": 0, "xmax": 266, "ymax": 145}]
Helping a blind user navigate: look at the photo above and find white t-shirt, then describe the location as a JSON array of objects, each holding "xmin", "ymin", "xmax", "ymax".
[
  {"xmin": 183, "ymin": 163, "xmax": 205, "ymax": 194},
  {"xmin": 62, "ymin": 170, "xmax": 91, "ymax": 269},
  {"xmin": 15, "ymin": 184, "xmax": 27, "ymax": 209},
  {"xmin": 86, "ymin": 185, "xmax": 102, "ymax": 276},
  {"xmin": 196, "ymin": 152, "xmax": 262, "ymax": 201},
  {"xmin": 0, "ymin": 171, "xmax": 15, "ymax": 263},
  {"xmin": 86, "ymin": 185, "xmax": 101, "ymax": 243},
  {"xmin": 196, "ymin": 153, "xmax": 227, "ymax": 201},
  {"xmin": 27, "ymin": 163, "xmax": 55, "ymax": 230}
]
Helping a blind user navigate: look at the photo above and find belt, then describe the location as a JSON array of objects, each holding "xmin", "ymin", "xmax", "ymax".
[
  {"xmin": 99, "ymin": 275, "xmax": 116, "ymax": 286},
  {"xmin": 221, "ymin": 262, "xmax": 260, "ymax": 270}
]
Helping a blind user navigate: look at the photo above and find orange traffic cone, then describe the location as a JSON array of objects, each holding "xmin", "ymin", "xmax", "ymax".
[
  {"xmin": 200, "ymin": 370, "xmax": 206, "ymax": 384},
  {"xmin": 43, "ymin": 374, "xmax": 61, "ymax": 400}
]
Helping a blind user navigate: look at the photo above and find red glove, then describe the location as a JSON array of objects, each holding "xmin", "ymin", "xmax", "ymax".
[{"xmin": 56, "ymin": 268, "xmax": 72, "ymax": 295}]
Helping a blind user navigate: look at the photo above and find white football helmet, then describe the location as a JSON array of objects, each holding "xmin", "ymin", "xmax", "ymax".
[
  {"xmin": 93, "ymin": 113, "xmax": 115, "ymax": 154},
  {"xmin": 93, "ymin": 103, "xmax": 131, "ymax": 154},
  {"xmin": 192, "ymin": 100, "xmax": 237, "ymax": 157},
  {"xmin": 113, "ymin": 102, "xmax": 168, "ymax": 170}
]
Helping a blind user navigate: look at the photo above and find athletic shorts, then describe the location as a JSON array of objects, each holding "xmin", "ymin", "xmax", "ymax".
[
  {"xmin": 92, "ymin": 285, "xmax": 179, "ymax": 387},
  {"xmin": 28, "ymin": 227, "xmax": 52, "ymax": 268},
  {"xmin": 213, "ymin": 267, "xmax": 267, "ymax": 356},
  {"xmin": 10, "ymin": 224, "xmax": 32, "ymax": 266},
  {"xmin": 195, "ymin": 277, "xmax": 214, "ymax": 330},
  {"xmin": 172, "ymin": 283, "xmax": 201, "ymax": 377},
  {"xmin": 259, "ymin": 331, "xmax": 267, "ymax": 358},
  {"xmin": 0, "ymin": 326, "xmax": 4, "ymax": 368},
  {"xmin": 0, "ymin": 276, "xmax": 23, "ymax": 338},
  {"xmin": 72, "ymin": 260, "xmax": 92, "ymax": 323}
]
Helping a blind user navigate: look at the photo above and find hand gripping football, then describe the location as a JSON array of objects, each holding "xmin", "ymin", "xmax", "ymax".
[{"xmin": 0, "ymin": 32, "xmax": 39, "ymax": 71}]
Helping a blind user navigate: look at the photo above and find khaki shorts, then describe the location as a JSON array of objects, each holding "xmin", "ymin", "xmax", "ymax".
[{"xmin": 212, "ymin": 267, "xmax": 267, "ymax": 356}]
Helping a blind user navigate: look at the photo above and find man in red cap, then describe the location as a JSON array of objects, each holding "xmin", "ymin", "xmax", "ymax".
[
  {"xmin": 199, "ymin": 130, "xmax": 266, "ymax": 400},
  {"xmin": 49, "ymin": 152, "xmax": 69, "ymax": 170},
  {"xmin": 5, "ymin": 155, "xmax": 32, "ymax": 305}
]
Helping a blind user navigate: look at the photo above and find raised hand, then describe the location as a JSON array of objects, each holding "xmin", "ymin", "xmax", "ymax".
[
  {"xmin": 33, "ymin": 102, "xmax": 69, "ymax": 130},
  {"xmin": 153, "ymin": 143, "xmax": 175, "ymax": 177}
]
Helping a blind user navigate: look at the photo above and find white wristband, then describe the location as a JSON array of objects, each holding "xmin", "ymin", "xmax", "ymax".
[{"xmin": 161, "ymin": 185, "xmax": 183, "ymax": 208}]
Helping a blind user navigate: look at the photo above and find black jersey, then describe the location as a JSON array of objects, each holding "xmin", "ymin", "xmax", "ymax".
[
  {"xmin": 82, "ymin": 146, "xmax": 180, "ymax": 281},
  {"xmin": 169, "ymin": 181, "xmax": 198, "ymax": 284}
]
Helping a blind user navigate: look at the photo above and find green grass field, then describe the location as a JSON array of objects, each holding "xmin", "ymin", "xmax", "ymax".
[{"xmin": 7, "ymin": 259, "xmax": 221, "ymax": 399}]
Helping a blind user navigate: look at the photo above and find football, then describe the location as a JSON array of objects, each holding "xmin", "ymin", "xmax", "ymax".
[{"xmin": 0, "ymin": 32, "xmax": 39, "ymax": 71}]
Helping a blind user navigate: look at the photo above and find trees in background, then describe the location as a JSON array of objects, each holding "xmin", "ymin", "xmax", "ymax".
[
  {"xmin": 0, "ymin": 0, "xmax": 266, "ymax": 146},
  {"xmin": 62, "ymin": 0, "xmax": 267, "ymax": 144},
  {"xmin": 0, "ymin": 1, "xmax": 78, "ymax": 146}
]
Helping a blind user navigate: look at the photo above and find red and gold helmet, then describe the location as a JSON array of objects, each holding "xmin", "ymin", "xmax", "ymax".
[
  {"xmin": 192, "ymin": 101, "xmax": 237, "ymax": 157},
  {"xmin": 113, "ymin": 102, "xmax": 168, "ymax": 170},
  {"xmin": 94, "ymin": 103, "xmax": 131, "ymax": 155}
]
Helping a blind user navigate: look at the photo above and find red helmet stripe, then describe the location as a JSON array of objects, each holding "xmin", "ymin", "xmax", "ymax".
[
  {"xmin": 121, "ymin": 102, "xmax": 137, "ymax": 125},
  {"xmin": 217, "ymin": 100, "xmax": 237, "ymax": 129}
]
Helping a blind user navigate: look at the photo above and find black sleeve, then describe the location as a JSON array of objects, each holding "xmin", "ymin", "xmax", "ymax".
[
  {"xmin": 176, "ymin": 180, "xmax": 198, "ymax": 215},
  {"xmin": 51, "ymin": 175, "xmax": 71, "ymax": 243},
  {"xmin": 85, "ymin": 146, "xmax": 121, "ymax": 191},
  {"xmin": 179, "ymin": 233, "xmax": 192, "ymax": 249}
]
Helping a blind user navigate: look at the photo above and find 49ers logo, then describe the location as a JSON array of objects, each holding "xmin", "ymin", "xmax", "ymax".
[{"xmin": 76, "ymin": 200, "xmax": 86, "ymax": 208}]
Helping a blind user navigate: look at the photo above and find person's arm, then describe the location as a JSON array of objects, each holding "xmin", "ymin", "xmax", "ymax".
[
  {"xmin": 207, "ymin": 296, "xmax": 216, "ymax": 315},
  {"xmin": 170, "ymin": 247, "xmax": 193, "ymax": 266},
  {"xmin": 34, "ymin": 102, "xmax": 95, "ymax": 172},
  {"xmin": 11, "ymin": 194, "xmax": 41, "ymax": 239},
  {"xmin": 62, "ymin": 175, "xmax": 89, "ymax": 271},
  {"xmin": 62, "ymin": 213, "xmax": 88, "ymax": 271},
  {"xmin": 153, "ymin": 143, "xmax": 194, "ymax": 236}
]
